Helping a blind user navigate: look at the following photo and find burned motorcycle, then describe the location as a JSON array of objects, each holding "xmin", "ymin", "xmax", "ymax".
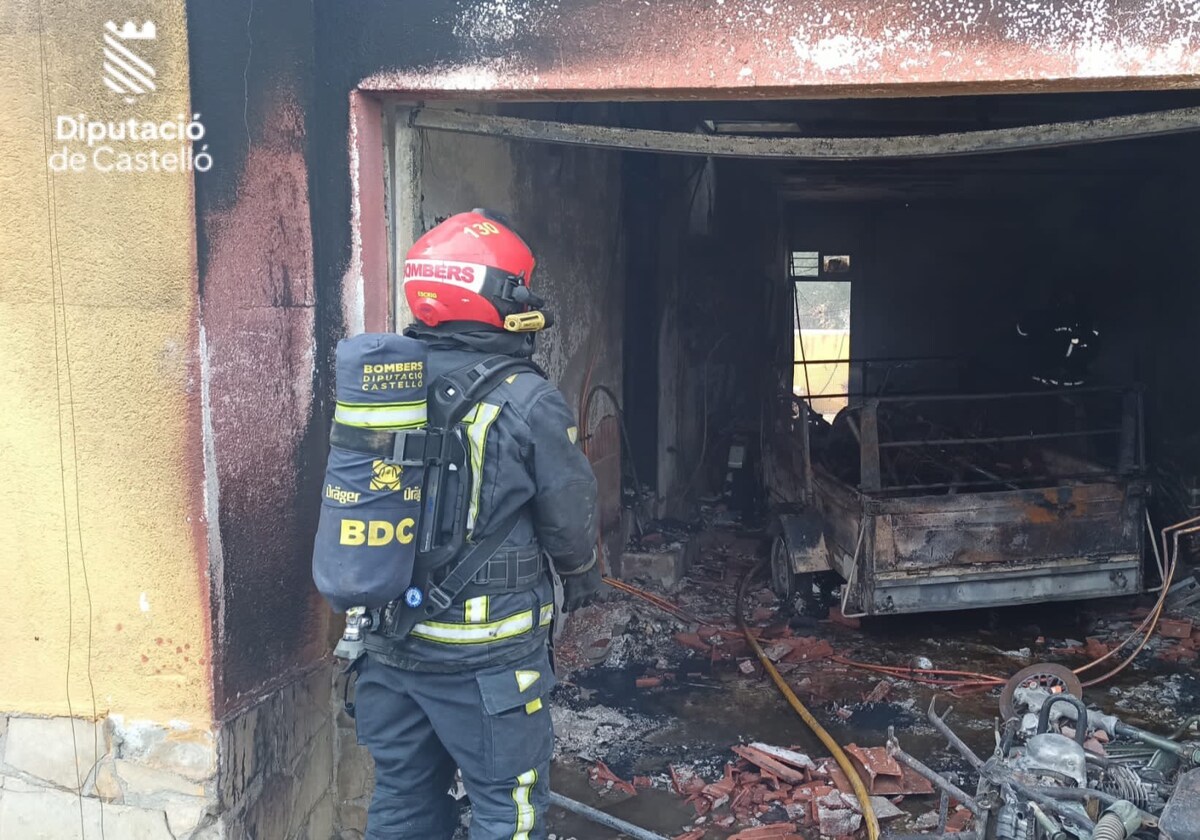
[{"xmin": 886, "ymin": 664, "xmax": 1200, "ymax": 840}]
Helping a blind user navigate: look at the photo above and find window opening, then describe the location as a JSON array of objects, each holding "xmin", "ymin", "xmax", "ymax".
[
  {"xmin": 790, "ymin": 250, "xmax": 820, "ymax": 278},
  {"xmin": 792, "ymin": 251, "xmax": 851, "ymax": 420}
]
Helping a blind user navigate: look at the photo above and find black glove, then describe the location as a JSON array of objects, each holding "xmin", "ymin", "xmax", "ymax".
[{"xmin": 560, "ymin": 554, "xmax": 602, "ymax": 612}]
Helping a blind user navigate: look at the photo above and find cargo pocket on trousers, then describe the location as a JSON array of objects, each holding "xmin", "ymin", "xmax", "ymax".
[{"xmin": 476, "ymin": 649, "xmax": 556, "ymax": 779}]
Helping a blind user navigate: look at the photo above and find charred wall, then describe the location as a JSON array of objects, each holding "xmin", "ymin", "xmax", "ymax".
[
  {"xmin": 411, "ymin": 106, "xmax": 627, "ymax": 551},
  {"xmin": 186, "ymin": 0, "xmax": 326, "ymax": 718},
  {"xmin": 634, "ymin": 155, "xmax": 784, "ymax": 512}
]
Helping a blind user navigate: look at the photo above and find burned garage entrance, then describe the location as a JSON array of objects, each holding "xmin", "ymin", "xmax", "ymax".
[
  {"xmin": 371, "ymin": 92, "xmax": 1200, "ymax": 838},
  {"xmin": 386, "ymin": 93, "xmax": 1200, "ymax": 564}
]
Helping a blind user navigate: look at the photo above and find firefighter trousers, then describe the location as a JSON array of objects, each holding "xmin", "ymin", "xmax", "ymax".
[{"xmin": 354, "ymin": 647, "xmax": 555, "ymax": 840}]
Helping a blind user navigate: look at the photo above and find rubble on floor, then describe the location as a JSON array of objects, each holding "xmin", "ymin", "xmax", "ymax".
[{"xmin": 547, "ymin": 523, "xmax": 1200, "ymax": 839}]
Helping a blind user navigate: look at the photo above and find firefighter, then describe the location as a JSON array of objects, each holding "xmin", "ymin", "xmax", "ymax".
[
  {"xmin": 353, "ymin": 210, "xmax": 600, "ymax": 839},
  {"xmin": 1016, "ymin": 291, "xmax": 1101, "ymax": 388}
]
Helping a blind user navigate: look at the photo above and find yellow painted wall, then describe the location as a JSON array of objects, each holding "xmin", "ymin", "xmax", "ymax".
[{"xmin": 0, "ymin": 2, "xmax": 211, "ymax": 723}]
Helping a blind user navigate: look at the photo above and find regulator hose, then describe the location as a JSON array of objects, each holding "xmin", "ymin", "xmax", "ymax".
[{"xmin": 737, "ymin": 560, "xmax": 880, "ymax": 840}]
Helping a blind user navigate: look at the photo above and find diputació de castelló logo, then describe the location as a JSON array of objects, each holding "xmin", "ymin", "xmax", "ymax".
[
  {"xmin": 47, "ymin": 19, "xmax": 212, "ymax": 174},
  {"xmin": 103, "ymin": 20, "xmax": 156, "ymax": 102}
]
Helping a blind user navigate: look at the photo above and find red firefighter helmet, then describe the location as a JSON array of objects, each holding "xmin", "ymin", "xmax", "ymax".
[{"xmin": 403, "ymin": 210, "xmax": 537, "ymax": 328}]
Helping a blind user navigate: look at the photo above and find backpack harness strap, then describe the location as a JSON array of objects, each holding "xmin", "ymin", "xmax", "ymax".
[{"xmin": 329, "ymin": 424, "xmax": 432, "ymax": 464}]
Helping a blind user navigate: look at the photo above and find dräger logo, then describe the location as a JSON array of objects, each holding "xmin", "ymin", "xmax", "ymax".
[
  {"xmin": 325, "ymin": 485, "xmax": 361, "ymax": 505},
  {"xmin": 403, "ymin": 260, "xmax": 482, "ymax": 285}
]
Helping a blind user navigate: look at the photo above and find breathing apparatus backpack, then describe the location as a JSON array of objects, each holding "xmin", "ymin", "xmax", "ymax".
[{"xmin": 312, "ymin": 332, "xmax": 542, "ymax": 636}]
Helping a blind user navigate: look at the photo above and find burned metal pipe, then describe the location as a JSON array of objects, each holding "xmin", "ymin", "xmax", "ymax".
[
  {"xmin": 1000, "ymin": 778, "xmax": 1094, "ymax": 829},
  {"xmin": 1028, "ymin": 802, "xmax": 1068, "ymax": 840},
  {"xmin": 886, "ymin": 740, "xmax": 985, "ymax": 818},
  {"xmin": 1114, "ymin": 721, "xmax": 1200, "ymax": 764},
  {"xmin": 928, "ymin": 698, "xmax": 985, "ymax": 771},
  {"xmin": 1026, "ymin": 787, "xmax": 1158, "ymax": 825}
]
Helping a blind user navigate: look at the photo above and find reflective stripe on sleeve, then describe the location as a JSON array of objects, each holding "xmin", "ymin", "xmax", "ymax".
[{"xmin": 465, "ymin": 402, "xmax": 503, "ymax": 532}]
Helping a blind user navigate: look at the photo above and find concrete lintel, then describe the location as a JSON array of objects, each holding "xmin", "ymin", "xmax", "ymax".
[{"xmin": 410, "ymin": 106, "xmax": 1200, "ymax": 161}]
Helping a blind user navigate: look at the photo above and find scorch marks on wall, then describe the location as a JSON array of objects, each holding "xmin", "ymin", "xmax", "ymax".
[{"xmin": 362, "ymin": 0, "xmax": 1200, "ymax": 95}]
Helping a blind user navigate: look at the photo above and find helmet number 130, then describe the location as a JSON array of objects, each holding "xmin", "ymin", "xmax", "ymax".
[{"xmin": 463, "ymin": 221, "xmax": 500, "ymax": 239}]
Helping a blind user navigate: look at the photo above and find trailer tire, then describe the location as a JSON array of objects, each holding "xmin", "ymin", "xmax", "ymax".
[{"xmin": 770, "ymin": 535, "xmax": 797, "ymax": 603}]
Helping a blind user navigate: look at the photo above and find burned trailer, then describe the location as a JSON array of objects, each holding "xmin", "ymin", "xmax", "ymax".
[{"xmin": 771, "ymin": 375, "xmax": 1149, "ymax": 615}]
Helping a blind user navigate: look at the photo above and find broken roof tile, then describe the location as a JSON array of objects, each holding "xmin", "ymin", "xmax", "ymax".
[
  {"xmin": 731, "ymin": 745, "xmax": 809, "ymax": 784},
  {"xmin": 588, "ymin": 759, "xmax": 637, "ymax": 796}
]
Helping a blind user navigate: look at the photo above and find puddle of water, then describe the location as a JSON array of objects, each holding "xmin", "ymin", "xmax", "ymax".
[{"xmin": 547, "ymin": 760, "xmax": 726, "ymax": 839}]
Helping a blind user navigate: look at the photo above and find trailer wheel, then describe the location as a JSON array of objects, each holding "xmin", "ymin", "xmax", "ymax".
[{"xmin": 769, "ymin": 535, "xmax": 797, "ymax": 602}]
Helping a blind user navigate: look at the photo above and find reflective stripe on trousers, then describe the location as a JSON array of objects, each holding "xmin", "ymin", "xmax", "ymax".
[{"xmin": 512, "ymin": 769, "xmax": 537, "ymax": 840}]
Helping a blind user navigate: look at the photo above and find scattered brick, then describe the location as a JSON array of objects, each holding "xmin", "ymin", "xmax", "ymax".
[
  {"xmin": 1159, "ymin": 646, "xmax": 1198, "ymax": 664},
  {"xmin": 827, "ymin": 753, "xmax": 933, "ymax": 796},
  {"xmin": 781, "ymin": 637, "xmax": 836, "ymax": 663},
  {"xmin": 746, "ymin": 743, "xmax": 816, "ymax": 772},
  {"xmin": 731, "ymin": 745, "xmax": 808, "ymax": 784},
  {"xmin": 863, "ymin": 681, "xmax": 892, "ymax": 704},
  {"xmin": 670, "ymin": 765, "xmax": 706, "ymax": 797},
  {"xmin": 588, "ymin": 760, "xmax": 637, "ymax": 796},
  {"xmin": 947, "ymin": 808, "xmax": 974, "ymax": 832},
  {"xmin": 674, "ymin": 633, "xmax": 711, "ymax": 652},
  {"xmin": 1159, "ymin": 618, "xmax": 1194, "ymax": 639},
  {"xmin": 818, "ymin": 806, "xmax": 863, "ymax": 837},
  {"xmin": 763, "ymin": 642, "xmax": 794, "ymax": 662}
]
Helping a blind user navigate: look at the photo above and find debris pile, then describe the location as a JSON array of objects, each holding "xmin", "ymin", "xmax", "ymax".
[
  {"xmin": 888, "ymin": 686, "xmax": 1200, "ymax": 840},
  {"xmin": 586, "ymin": 740, "xmax": 933, "ymax": 839},
  {"xmin": 629, "ymin": 519, "xmax": 700, "ymax": 553},
  {"xmin": 1050, "ymin": 606, "xmax": 1200, "ymax": 666},
  {"xmin": 673, "ymin": 626, "xmax": 836, "ymax": 668},
  {"xmin": 548, "ymin": 516, "xmax": 1200, "ymax": 839}
]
